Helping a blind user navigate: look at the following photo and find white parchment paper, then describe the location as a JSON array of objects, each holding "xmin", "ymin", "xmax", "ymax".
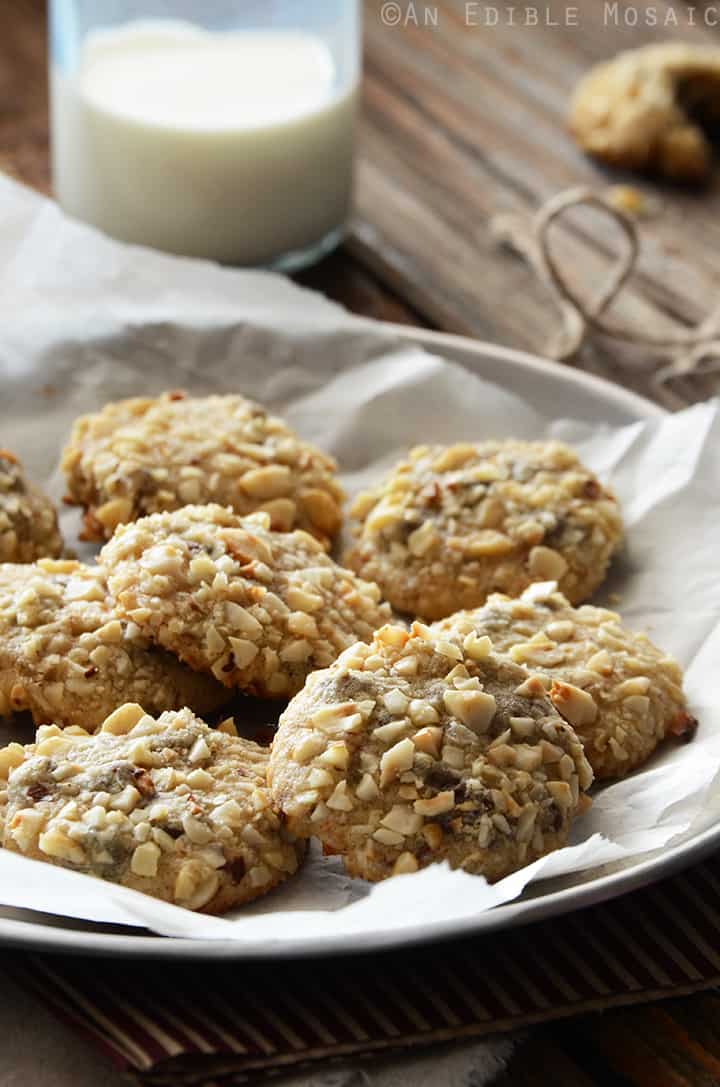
[{"xmin": 0, "ymin": 175, "xmax": 719, "ymax": 945}]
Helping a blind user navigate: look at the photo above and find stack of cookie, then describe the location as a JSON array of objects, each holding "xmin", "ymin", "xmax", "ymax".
[{"xmin": 0, "ymin": 392, "xmax": 697, "ymax": 915}]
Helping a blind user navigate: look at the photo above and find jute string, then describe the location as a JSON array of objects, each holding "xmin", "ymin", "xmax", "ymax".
[{"xmin": 490, "ymin": 187, "xmax": 720, "ymax": 386}]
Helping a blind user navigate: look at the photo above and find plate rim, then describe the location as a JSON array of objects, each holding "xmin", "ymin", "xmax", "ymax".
[
  {"xmin": 388, "ymin": 324, "xmax": 666, "ymax": 421},
  {"xmin": 3, "ymin": 326, "xmax": 703, "ymax": 961}
]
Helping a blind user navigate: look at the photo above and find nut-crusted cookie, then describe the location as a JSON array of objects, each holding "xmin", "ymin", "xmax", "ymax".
[
  {"xmin": 345, "ymin": 441, "xmax": 623, "ymax": 620},
  {"xmin": 61, "ymin": 391, "xmax": 344, "ymax": 545},
  {"xmin": 569, "ymin": 44, "xmax": 720, "ymax": 183},
  {"xmin": 0, "ymin": 450, "xmax": 63, "ymax": 563},
  {"xmin": 431, "ymin": 583, "xmax": 696, "ymax": 780},
  {"xmin": 101, "ymin": 505, "xmax": 392, "ymax": 699},
  {"xmin": 0, "ymin": 560, "xmax": 228, "ymax": 729},
  {"xmin": 0, "ymin": 705, "xmax": 304, "ymax": 912},
  {"xmin": 268, "ymin": 622, "xmax": 593, "ymax": 883}
]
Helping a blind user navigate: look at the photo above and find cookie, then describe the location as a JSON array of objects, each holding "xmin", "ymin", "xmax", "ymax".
[
  {"xmin": 0, "ymin": 449, "xmax": 63, "ymax": 563},
  {"xmin": 569, "ymin": 44, "xmax": 720, "ymax": 183},
  {"xmin": 268, "ymin": 622, "xmax": 593, "ymax": 883},
  {"xmin": 345, "ymin": 441, "xmax": 623, "ymax": 620},
  {"xmin": 0, "ymin": 705, "xmax": 304, "ymax": 912},
  {"xmin": 61, "ymin": 391, "xmax": 344, "ymax": 545},
  {"xmin": 101, "ymin": 505, "xmax": 392, "ymax": 699},
  {"xmin": 0, "ymin": 560, "xmax": 228, "ymax": 729},
  {"xmin": 432, "ymin": 582, "xmax": 696, "ymax": 780}
]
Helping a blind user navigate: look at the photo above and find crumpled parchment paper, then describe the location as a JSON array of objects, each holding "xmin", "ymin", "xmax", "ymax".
[{"xmin": 0, "ymin": 175, "xmax": 718, "ymax": 946}]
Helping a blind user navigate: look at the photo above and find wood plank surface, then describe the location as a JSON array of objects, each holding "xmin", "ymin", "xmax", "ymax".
[
  {"xmin": 0, "ymin": 3, "xmax": 719, "ymax": 1086},
  {"xmin": 354, "ymin": 0, "xmax": 720, "ymax": 408}
]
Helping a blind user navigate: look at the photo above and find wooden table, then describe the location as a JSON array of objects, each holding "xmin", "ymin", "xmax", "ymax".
[{"xmin": 2, "ymin": 0, "xmax": 720, "ymax": 1083}]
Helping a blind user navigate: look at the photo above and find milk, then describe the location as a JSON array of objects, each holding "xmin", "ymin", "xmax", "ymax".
[{"xmin": 51, "ymin": 21, "xmax": 358, "ymax": 265}]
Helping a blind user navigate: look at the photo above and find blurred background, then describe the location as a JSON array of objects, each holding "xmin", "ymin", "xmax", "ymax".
[{"xmin": 1, "ymin": 0, "xmax": 718, "ymax": 407}]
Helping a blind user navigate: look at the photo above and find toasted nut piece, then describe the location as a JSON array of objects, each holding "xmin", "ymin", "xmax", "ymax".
[
  {"xmin": 442, "ymin": 744, "xmax": 465, "ymax": 769},
  {"xmin": 307, "ymin": 767, "xmax": 335, "ymax": 789},
  {"xmin": 413, "ymin": 726, "xmax": 444, "ymax": 758},
  {"xmin": 379, "ymin": 737, "xmax": 416, "ymax": 787},
  {"xmin": 408, "ymin": 699, "xmax": 440, "ymax": 725},
  {"xmin": 587, "ymin": 649, "xmax": 613, "ymax": 675},
  {"xmin": 229, "ymin": 638, "xmax": 260, "ymax": 668},
  {"xmin": 616, "ymin": 676, "xmax": 651, "ymax": 697},
  {"xmin": 38, "ymin": 827, "xmax": 87, "ymax": 864},
  {"xmin": 292, "ymin": 732, "xmax": 326, "ymax": 765},
  {"xmin": 435, "ymin": 639, "xmax": 463, "ymax": 662},
  {"xmin": 392, "ymin": 852, "xmax": 420, "ymax": 875},
  {"xmin": 624, "ymin": 694, "xmax": 651, "ymax": 716},
  {"xmin": 383, "ymin": 688, "xmax": 410, "ymax": 715},
  {"xmin": 311, "ymin": 703, "xmax": 357, "ymax": 729},
  {"xmin": 356, "ymin": 773, "xmax": 380, "ymax": 801},
  {"xmin": 188, "ymin": 737, "xmax": 211, "ymax": 764},
  {"xmin": 486, "ymin": 743, "xmax": 516, "ymax": 768},
  {"xmin": 9, "ymin": 809, "xmax": 46, "ymax": 851},
  {"xmin": 182, "ymin": 812, "xmax": 214, "ymax": 844},
  {"xmin": 129, "ymin": 740, "xmax": 161, "ymax": 768},
  {"xmin": 463, "ymin": 531, "xmax": 514, "ymax": 558},
  {"xmin": 285, "ymin": 587, "xmax": 323, "ymax": 616},
  {"xmin": 36, "ymin": 735, "xmax": 74, "ymax": 757},
  {"xmin": 377, "ymin": 625, "xmax": 409, "ymax": 649},
  {"xmin": 95, "ymin": 497, "xmax": 133, "ymax": 532},
  {"xmin": 395, "ymin": 655, "xmax": 418, "ymax": 676},
  {"xmin": 0, "ymin": 743, "xmax": 25, "ymax": 779},
  {"xmin": 260, "ymin": 498, "xmax": 297, "ymax": 532},
  {"xmin": 374, "ymin": 719, "xmax": 410, "ymax": 745},
  {"xmin": 316, "ymin": 742, "xmax": 350, "ymax": 770},
  {"xmin": 131, "ymin": 841, "xmax": 161, "ymax": 878},
  {"xmin": 225, "ymin": 602, "xmax": 263, "ymax": 638},
  {"xmin": 422, "ymin": 823, "xmax": 444, "ymax": 851},
  {"xmin": 528, "ymin": 546, "xmax": 568, "ymax": 581},
  {"xmin": 326, "ymin": 780, "xmax": 354, "ymax": 811},
  {"xmin": 515, "ymin": 745, "xmax": 543, "ymax": 772},
  {"xmin": 550, "ymin": 681, "xmax": 598, "ymax": 728},
  {"xmin": 514, "ymin": 675, "xmax": 550, "ymax": 699},
  {"xmin": 219, "ymin": 528, "xmax": 273, "ymax": 565},
  {"xmin": 432, "ymin": 444, "xmax": 477, "ymax": 472},
  {"xmin": 365, "ymin": 502, "xmax": 404, "ymax": 533},
  {"xmin": 509, "ymin": 639, "xmax": 552, "ymax": 665},
  {"xmin": 509, "ymin": 716, "xmax": 536, "ymax": 738},
  {"xmin": 372, "ymin": 827, "xmax": 405, "ymax": 846},
  {"xmin": 546, "ymin": 620, "xmax": 574, "ymax": 643},
  {"xmin": 240, "ymin": 465, "xmax": 292, "ymax": 500},
  {"xmin": 101, "ymin": 703, "xmax": 147, "ymax": 735},
  {"xmin": 407, "ymin": 521, "xmax": 439, "ymax": 557},
  {"xmin": 463, "ymin": 634, "xmax": 492, "ymax": 661},
  {"xmin": 110, "ymin": 785, "xmax": 142, "ymax": 812},
  {"xmin": 414, "ymin": 791, "xmax": 454, "ymax": 816},
  {"xmin": 381, "ymin": 804, "xmax": 423, "ymax": 836},
  {"xmin": 174, "ymin": 862, "xmax": 220, "ymax": 910},
  {"xmin": 299, "ymin": 489, "xmax": 342, "ymax": 537},
  {"xmin": 443, "ymin": 689, "xmax": 497, "ymax": 733},
  {"xmin": 606, "ymin": 184, "xmax": 651, "ymax": 218},
  {"xmin": 547, "ymin": 780, "xmax": 574, "ymax": 811}
]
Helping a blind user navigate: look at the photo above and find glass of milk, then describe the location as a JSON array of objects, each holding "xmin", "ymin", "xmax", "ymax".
[{"xmin": 49, "ymin": 1, "xmax": 361, "ymax": 268}]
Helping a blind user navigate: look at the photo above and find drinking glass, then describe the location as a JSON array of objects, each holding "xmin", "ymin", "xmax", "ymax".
[{"xmin": 49, "ymin": 0, "xmax": 361, "ymax": 268}]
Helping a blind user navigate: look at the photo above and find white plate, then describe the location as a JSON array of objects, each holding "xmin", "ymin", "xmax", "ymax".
[{"xmin": 3, "ymin": 328, "xmax": 712, "ymax": 961}]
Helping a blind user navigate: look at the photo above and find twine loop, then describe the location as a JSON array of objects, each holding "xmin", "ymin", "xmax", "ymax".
[{"xmin": 491, "ymin": 187, "xmax": 720, "ymax": 386}]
